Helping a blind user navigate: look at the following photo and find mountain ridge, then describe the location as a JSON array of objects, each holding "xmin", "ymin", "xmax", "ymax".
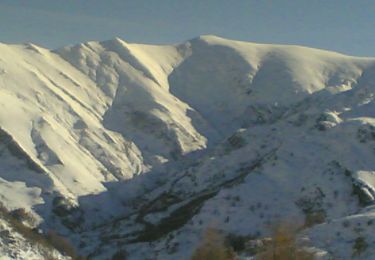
[{"xmin": 1, "ymin": 36, "xmax": 375, "ymax": 259}]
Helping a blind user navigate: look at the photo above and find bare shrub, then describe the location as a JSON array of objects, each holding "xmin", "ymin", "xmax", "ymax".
[
  {"xmin": 191, "ymin": 228, "xmax": 236, "ymax": 260},
  {"xmin": 256, "ymin": 222, "xmax": 314, "ymax": 260}
]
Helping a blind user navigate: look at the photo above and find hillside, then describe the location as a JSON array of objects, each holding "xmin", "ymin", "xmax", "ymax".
[{"xmin": 0, "ymin": 35, "xmax": 375, "ymax": 259}]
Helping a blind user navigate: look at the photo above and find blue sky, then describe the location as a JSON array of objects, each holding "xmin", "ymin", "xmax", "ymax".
[{"xmin": 0, "ymin": 0, "xmax": 374, "ymax": 56}]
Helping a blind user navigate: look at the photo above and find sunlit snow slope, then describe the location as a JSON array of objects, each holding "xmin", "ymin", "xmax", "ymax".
[{"xmin": 1, "ymin": 35, "xmax": 375, "ymax": 259}]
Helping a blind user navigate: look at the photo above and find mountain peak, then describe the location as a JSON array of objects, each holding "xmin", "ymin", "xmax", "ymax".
[{"xmin": 1, "ymin": 36, "xmax": 375, "ymax": 259}]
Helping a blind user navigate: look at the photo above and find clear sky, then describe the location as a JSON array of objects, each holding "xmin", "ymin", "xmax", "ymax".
[{"xmin": 0, "ymin": 0, "xmax": 374, "ymax": 56}]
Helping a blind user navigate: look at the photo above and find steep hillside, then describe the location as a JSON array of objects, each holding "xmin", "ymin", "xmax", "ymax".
[{"xmin": 0, "ymin": 35, "xmax": 375, "ymax": 259}]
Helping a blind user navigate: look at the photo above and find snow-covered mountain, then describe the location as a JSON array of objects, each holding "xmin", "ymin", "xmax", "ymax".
[{"xmin": 1, "ymin": 35, "xmax": 375, "ymax": 259}]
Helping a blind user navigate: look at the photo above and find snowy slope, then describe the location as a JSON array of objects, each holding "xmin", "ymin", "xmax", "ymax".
[
  {"xmin": 1, "ymin": 35, "xmax": 375, "ymax": 259},
  {"xmin": 0, "ymin": 217, "xmax": 69, "ymax": 260}
]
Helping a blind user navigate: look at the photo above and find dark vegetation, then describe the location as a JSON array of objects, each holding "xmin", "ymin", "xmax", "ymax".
[
  {"xmin": 224, "ymin": 133, "xmax": 247, "ymax": 153},
  {"xmin": 130, "ymin": 193, "xmax": 216, "ymax": 243},
  {"xmin": 352, "ymin": 236, "xmax": 368, "ymax": 257},
  {"xmin": 357, "ymin": 124, "xmax": 375, "ymax": 143},
  {"xmin": 107, "ymin": 148, "xmax": 281, "ymax": 246}
]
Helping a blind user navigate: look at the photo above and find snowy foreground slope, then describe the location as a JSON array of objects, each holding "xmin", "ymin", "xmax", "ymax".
[{"xmin": 0, "ymin": 35, "xmax": 375, "ymax": 259}]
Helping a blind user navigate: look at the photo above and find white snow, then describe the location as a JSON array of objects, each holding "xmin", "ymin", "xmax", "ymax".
[{"xmin": 0, "ymin": 35, "xmax": 375, "ymax": 259}]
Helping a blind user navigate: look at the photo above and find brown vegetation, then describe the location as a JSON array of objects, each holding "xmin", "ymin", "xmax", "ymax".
[
  {"xmin": 256, "ymin": 222, "xmax": 314, "ymax": 260},
  {"xmin": 191, "ymin": 228, "xmax": 236, "ymax": 260},
  {"xmin": 191, "ymin": 222, "xmax": 315, "ymax": 260},
  {"xmin": 0, "ymin": 202, "xmax": 84, "ymax": 259}
]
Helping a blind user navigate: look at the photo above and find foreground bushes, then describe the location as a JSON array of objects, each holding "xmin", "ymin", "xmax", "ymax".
[{"xmin": 191, "ymin": 222, "xmax": 315, "ymax": 260}]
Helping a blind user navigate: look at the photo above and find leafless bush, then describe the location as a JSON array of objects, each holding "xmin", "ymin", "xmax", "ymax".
[
  {"xmin": 191, "ymin": 228, "xmax": 236, "ymax": 260},
  {"xmin": 256, "ymin": 222, "xmax": 314, "ymax": 260}
]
